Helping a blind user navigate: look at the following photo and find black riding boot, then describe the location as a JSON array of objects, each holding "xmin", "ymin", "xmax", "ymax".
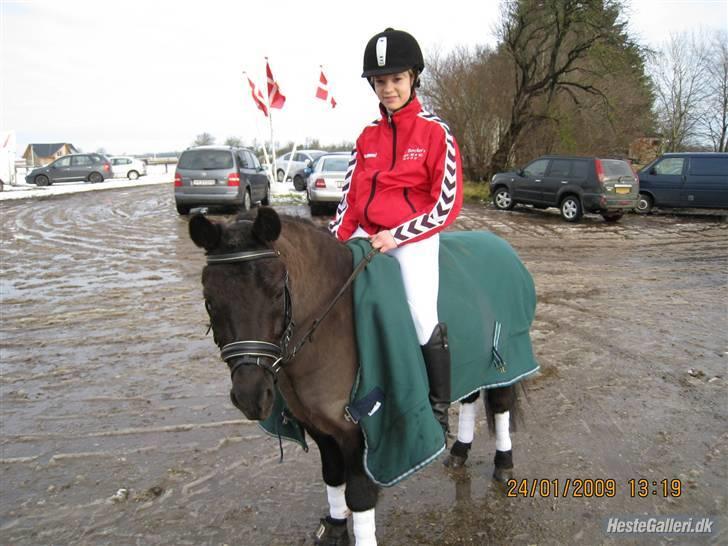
[{"xmin": 421, "ymin": 323, "xmax": 451, "ymax": 436}]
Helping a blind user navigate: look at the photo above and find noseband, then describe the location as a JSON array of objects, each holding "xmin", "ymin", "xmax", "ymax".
[{"xmin": 205, "ymin": 243, "xmax": 378, "ymax": 382}]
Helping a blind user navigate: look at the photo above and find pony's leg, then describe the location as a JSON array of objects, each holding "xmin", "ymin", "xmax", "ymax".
[
  {"xmin": 341, "ymin": 432, "xmax": 379, "ymax": 546},
  {"xmin": 486, "ymin": 386, "xmax": 515, "ymax": 483},
  {"xmin": 444, "ymin": 390, "xmax": 480, "ymax": 468},
  {"xmin": 308, "ymin": 430, "xmax": 350, "ymax": 545}
]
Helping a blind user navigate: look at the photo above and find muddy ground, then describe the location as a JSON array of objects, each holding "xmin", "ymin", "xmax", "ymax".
[{"xmin": 1, "ymin": 185, "xmax": 726, "ymax": 545}]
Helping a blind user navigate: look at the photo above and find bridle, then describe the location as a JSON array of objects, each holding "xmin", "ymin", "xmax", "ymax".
[{"xmin": 205, "ymin": 244, "xmax": 377, "ymax": 382}]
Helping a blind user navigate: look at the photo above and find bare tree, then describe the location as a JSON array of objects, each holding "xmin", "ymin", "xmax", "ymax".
[
  {"xmin": 224, "ymin": 136, "xmax": 243, "ymax": 147},
  {"xmin": 698, "ymin": 31, "xmax": 728, "ymax": 151},
  {"xmin": 193, "ymin": 133, "xmax": 215, "ymax": 146},
  {"xmin": 422, "ymin": 46, "xmax": 512, "ymax": 180},
  {"xmin": 650, "ymin": 32, "xmax": 709, "ymax": 151},
  {"xmin": 489, "ymin": 0, "xmax": 634, "ymax": 177}
]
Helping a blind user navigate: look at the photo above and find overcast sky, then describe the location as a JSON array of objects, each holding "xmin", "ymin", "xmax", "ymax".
[{"xmin": 1, "ymin": 0, "xmax": 726, "ymax": 155}]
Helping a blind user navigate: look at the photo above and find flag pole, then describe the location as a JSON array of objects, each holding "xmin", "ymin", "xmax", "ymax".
[
  {"xmin": 243, "ymin": 71, "xmax": 273, "ymax": 183},
  {"xmin": 265, "ymin": 57, "xmax": 277, "ymax": 183}
]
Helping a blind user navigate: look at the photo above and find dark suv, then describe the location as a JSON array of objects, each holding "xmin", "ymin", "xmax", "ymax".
[
  {"xmin": 25, "ymin": 153, "xmax": 112, "ymax": 186},
  {"xmin": 174, "ymin": 146, "xmax": 271, "ymax": 215},
  {"xmin": 490, "ymin": 156, "xmax": 639, "ymax": 222},
  {"xmin": 636, "ymin": 153, "xmax": 728, "ymax": 213}
]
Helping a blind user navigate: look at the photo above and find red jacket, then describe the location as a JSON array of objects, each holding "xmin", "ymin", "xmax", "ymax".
[{"xmin": 329, "ymin": 97, "xmax": 463, "ymax": 245}]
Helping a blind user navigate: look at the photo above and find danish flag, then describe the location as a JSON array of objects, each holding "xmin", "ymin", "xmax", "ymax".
[
  {"xmin": 315, "ymin": 68, "xmax": 337, "ymax": 108},
  {"xmin": 266, "ymin": 59, "xmax": 286, "ymax": 109},
  {"xmin": 246, "ymin": 74, "xmax": 268, "ymax": 117}
]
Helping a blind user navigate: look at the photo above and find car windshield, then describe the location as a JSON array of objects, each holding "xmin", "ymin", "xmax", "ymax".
[
  {"xmin": 321, "ymin": 157, "xmax": 349, "ymax": 172},
  {"xmin": 601, "ymin": 159, "xmax": 633, "ymax": 177},
  {"xmin": 178, "ymin": 150, "xmax": 233, "ymax": 170}
]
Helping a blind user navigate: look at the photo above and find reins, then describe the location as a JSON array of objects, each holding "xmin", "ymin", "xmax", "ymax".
[
  {"xmin": 205, "ymin": 242, "xmax": 378, "ymax": 380},
  {"xmin": 285, "ymin": 245, "xmax": 378, "ymax": 362}
]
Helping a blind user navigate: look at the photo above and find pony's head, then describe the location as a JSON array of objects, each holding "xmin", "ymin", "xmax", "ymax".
[{"xmin": 189, "ymin": 207, "xmax": 285, "ymax": 421}]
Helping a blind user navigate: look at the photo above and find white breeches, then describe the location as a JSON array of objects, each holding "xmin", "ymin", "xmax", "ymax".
[{"xmin": 350, "ymin": 227, "xmax": 440, "ymax": 345}]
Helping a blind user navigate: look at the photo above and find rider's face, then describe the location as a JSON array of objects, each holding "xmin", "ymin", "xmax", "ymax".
[{"xmin": 373, "ymin": 71, "xmax": 412, "ymax": 112}]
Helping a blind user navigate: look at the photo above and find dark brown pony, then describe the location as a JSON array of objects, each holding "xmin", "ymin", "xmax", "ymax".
[{"xmin": 189, "ymin": 207, "xmax": 518, "ymax": 545}]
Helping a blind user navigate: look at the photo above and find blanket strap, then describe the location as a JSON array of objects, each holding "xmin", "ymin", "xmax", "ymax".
[
  {"xmin": 492, "ymin": 321, "xmax": 507, "ymax": 373},
  {"xmin": 345, "ymin": 387, "xmax": 385, "ymax": 424}
]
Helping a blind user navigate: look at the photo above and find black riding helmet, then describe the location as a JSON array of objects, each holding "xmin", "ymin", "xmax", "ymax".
[{"xmin": 362, "ymin": 28, "xmax": 424, "ymax": 78}]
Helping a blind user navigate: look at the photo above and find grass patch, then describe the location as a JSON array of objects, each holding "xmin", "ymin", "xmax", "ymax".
[{"xmin": 462, "ymin": 180, "xmax": 491, "ymax": 204}]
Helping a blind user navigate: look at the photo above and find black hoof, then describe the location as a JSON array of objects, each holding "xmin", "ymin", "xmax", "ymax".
[
  {"xmin": 313, "ymin": 517, "xmax": 349, "ymax": 546},
  {"xmin": 493, "ymin": 466, "xmax": 514, "ymax": 484},
  {"xmin": 444, "ymin": 453, "xmax": 468, "ymax": 468},
  {"xmin": 444, "ymin": 440, "xmax": 471, "ymax": 468}
]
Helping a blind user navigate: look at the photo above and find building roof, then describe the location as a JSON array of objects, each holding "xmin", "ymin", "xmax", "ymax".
[{"xmin": 24, "ymin": 143, "xmax": 79, "ymax": 157}]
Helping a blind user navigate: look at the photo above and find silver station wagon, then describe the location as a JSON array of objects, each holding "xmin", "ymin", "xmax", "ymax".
[
  {"xmin": 174, "ymin": 146, "xmax": 270, "ymax": 215},
  {"xmin": 305, "ymin": 152, "xmax": 350, "ymax": 216}
]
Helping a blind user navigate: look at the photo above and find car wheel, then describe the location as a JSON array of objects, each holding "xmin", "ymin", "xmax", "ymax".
[
  {"xmin": 492, "ymin": 187, "xmax": 515, "ymax": 210},
  {"xmin": 241, "ymin": 189, "xmax": 252, "ymax": 211},
  {"xmin": 88, "ymin": 172, "xmax": 103, "ymax": 183},
  {"xmin": 635, "ymin": 193, "xmax": 653, "ymax": 214},
  {"xmin": 276, "ymin": 169, "xmax": 285, "ymax": 183},
  {"xmin": 560, "ymin": 195, "xmax": 582, "ymax": 222},
  {"xmin": 35, "ymin": 174, "xmax": 50, "ymax": 186},
  {"xmin": 127, "ymin": 170, "xmax": 139, "ymax": 180},
  {"xmin": 601, "ymin": 212, "xmax": 624, "ymax": 223},
  {"xmin": 309, "ymin": 201, "xmax": 325, "ymax": 216},
  {"xmin": 176, "ymin": 203, "xmax": 190, "ymax": 215},
  {"xmin": 261, "ymin": 184, "xmax": 271, "ymax": 206},
  {"xmin": 293, "ymin": 175, "xmax": 305, "ymax": 191}
]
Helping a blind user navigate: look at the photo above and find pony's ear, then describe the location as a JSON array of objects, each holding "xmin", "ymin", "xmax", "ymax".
[
  {"xmin": 252, "ymin": 207, "xmax": 281, "ymax": 243},
  {"xmin": 189, "ymin": 214, "xmax": 222, "ymax": 250}
]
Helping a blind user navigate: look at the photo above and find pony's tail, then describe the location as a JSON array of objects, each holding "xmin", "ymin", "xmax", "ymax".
[{"xmin": 483, "ymin": 381, "xmax": 527, "ymax": 434}]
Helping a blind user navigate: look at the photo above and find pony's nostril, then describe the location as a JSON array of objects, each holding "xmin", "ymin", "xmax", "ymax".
[{"xmin": 229, "ymin": 390, "xmax": 239, "ymax": 409}]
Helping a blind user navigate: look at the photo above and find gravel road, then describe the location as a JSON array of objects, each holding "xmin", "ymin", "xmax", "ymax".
[{"xmin": 1, "ymin": 184, "xmax": 725, "ymax": 545}]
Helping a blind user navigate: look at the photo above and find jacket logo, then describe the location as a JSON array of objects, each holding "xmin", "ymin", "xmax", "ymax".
[
  {"xmin": 364, "ymin": 152, "xmax": 377, "ymax": 158},
  {"xmin": 402, "ymin": 147, "xmax": 426, "ymax": 161}
]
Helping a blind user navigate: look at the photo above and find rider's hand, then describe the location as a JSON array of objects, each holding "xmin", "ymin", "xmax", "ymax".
[{"xmin": 370, "ymin": 230, "xmax": 397, "ymax": 253}]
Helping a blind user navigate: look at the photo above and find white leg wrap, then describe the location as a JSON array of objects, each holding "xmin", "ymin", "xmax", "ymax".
[
  {"xmin": 457, "ymin": 402, "xmax": 477, "ymax": 444},
  {"xmin": 352, "ymin": 509, "xmax": 377, "ymax": 546},
  {"xmin": 326, "ymin": 484, "xmax": 349, "ymax": 520},
  {"xmin": 495, "ymin": 411, "xmax": 511, "ymax": 452}
]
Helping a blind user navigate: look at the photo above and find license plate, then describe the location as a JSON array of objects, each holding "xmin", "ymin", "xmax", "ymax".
[
  {"xmin": 615, "ymin": 186, "xmax": 630, "ymax": 194},
  {"xmin": 192, "ymin": 179, "xmax": 216, "ymax": 186}
]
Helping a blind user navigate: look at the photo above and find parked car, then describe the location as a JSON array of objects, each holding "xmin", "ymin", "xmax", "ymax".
[
  {"xmin": 490, "ymin": 155, "xmax": 639, "ymax": 222},
  {"xmin": 636, "ymin": 152, "xmax": 728, "ymax": 213},
  {"xmin": 25, "ymin": 153, "xmax": 112, "ymax": 186},
  {"xmin": 305, "ymin": 152, "xmax": 350, "ymax": 216},
  {"xmin": 173, "ymin": 146, "xmax": 270, "ymax": 215},
  {"xmin": 110, "ymin": 156, "xmax": 147, "ymax": 180},
  {"xmin": 274, "ymin": 149, "xmax": 326, "ymax": 189}
]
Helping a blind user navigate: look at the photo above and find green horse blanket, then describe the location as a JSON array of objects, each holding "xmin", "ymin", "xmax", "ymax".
[{"xmin": 261, "ymin": 231, "xmax": 539, "ymax": 486}]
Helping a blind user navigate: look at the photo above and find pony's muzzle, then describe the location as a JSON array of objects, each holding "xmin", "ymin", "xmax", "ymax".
[{"xmin": 227, "ymin": 359, "xmax": 275, "ymax": 421}]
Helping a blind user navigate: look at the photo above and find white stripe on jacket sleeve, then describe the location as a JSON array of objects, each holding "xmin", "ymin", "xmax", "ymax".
[
  {"xmin": 328, "ymin": 147, "xmax": 358, "ymax": 237},
  {"xmin": 390, "ymin": 113, "xmax": 458, "ymax": 244}
]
